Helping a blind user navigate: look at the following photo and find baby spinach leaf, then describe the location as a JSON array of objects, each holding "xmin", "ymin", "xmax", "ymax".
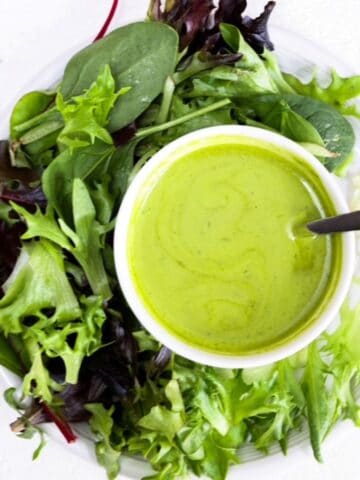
[
  {"xmin": 284, "ymin": 94, "xmax": 355, "ymax": 170},
  {"xmin": 238, "ymin": 95, "xmax": 325, "ymax": 147},
  {"xmin": 268, "ymin": 101, "xmax": 324, "ymax": 145},
  {"xmin": 60, "ymin": 22, "xmax": 179, "ymax": 132},
  {"xmin": 241, "ymin": 93, "xmax": 354, "ymax": 170}
]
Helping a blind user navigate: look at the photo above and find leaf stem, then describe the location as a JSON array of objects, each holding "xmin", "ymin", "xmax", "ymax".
[
  {"xmin": 40, "ymin": 402, "xmax": 77, "ymax": 444},
  {"xmin": 156, "ymin": 76, "xmax": 176, "ymax": 125},
  {"xmin": 94, "ymin": 0, "xmax": 119, "ymax": 42},
  {"xmin": 20, "ymin": 121, "xmax": 63, "ymax": 145},
  {"xmin": 13, "ymin": 107, "xmax": 59, "ymax": 135},
  {"xmin": 135, "ymin": 98, "xmax": 232, "ymax": 139}
]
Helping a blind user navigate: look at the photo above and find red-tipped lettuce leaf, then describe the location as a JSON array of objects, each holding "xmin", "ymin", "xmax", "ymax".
[
  {"xmin": 149, "ymin": 0, "xmax": 275, "ymax": 54},
  {"xmin": 0, "ymin": 183, "xmax": 46, "ymax": 208}
]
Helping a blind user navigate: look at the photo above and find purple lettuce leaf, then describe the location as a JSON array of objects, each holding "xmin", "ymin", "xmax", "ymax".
[
  {"xmin": 149, "ymin": 0, "xmax": 276, "ymax": 54},
  {"xmin": 241, "ymin": 1, "xmax": 275, "ymax": 52},
  {"xmin": 0, "ymin": 183, "xmax": 46, "ymax": 209},
  {"xmin": 0, "ymin": 220, "xmax": 25, "ymax": 289}
]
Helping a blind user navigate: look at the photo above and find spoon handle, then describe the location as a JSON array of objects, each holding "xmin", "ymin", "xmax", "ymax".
[{"xmin": 307, "ymin": 210, "xmax": 360, "ymax": 234}]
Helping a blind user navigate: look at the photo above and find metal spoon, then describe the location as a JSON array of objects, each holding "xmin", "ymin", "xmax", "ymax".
[{"xmin": 307, "ymin": 211, "xmax": 360, "ymax": 234}]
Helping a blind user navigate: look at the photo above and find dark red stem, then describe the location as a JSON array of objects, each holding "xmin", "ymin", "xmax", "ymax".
[
  {"xmin": 94, "ymin": 0, "xmax": 119, "ymax": 42},
  {"xmin": 41, "ymin": 402, "xmax": 77, "ymax": 444}
]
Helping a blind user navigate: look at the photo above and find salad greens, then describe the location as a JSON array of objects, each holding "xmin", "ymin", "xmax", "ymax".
[
  {"xmin": 79, "ymin": 309, "xmax": 360, "ymax": 480},
  {"xmin": 284, "ymin": 69, "xmax": 360, "ymax": 118},
  {"xmin": 1, "ymin": 0, "xmax": 360, "ymax": 479},
  {"xmin": 60, "ymin": 22, "xmax": 179, "ymax": 133}
]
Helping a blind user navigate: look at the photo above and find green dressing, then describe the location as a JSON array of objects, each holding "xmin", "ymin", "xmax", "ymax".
[{"xmin": 127, "ymin": 136, "xmax": 341, "ymax": 354}]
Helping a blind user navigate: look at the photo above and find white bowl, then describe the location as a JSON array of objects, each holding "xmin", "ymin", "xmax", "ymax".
[{"xmin": 114, "ymin": 125, "xmax": 355, "ymax": 368}]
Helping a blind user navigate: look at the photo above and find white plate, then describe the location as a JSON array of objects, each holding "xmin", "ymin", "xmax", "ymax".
[{"xmin": 1, "ymin": 1, "xmax": 360, "ymax": 478}]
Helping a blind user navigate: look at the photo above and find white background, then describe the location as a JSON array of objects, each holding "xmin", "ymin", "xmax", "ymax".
[{"xmin": 1, "ymin": 1, "xmax": 360, "ymax": 479}]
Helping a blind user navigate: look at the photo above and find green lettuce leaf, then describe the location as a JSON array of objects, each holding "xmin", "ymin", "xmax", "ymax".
[
  {"xmin": 0, "ymin": 334, "xmax": 24, "ymax": 377},
  {"xmin": 324, "ymin": 303, "xmax": 360, "ymax": 426},
  {"xmin": 42, "ymin": 141, "xmax": 115, "ymax": 226},
  {"xmin": 0, "ymin": 240, "xmax": 80, "ymax": 334},
  {"xmin": 220, "ymin": 23, "xmax": 277, "ymax": 94},
  {"xmin": 283, "ymin": 69, "xmax": 360, "ymax": 118},
  {"xmin": 12, "ymin": 178, "xmax": 111, "ymax": 300},
  {"xmin": 138, "ymin": 406, "xmax": 184, "ymax": 441},
  {"xmin": 302, "ymin": 342, "xmax": 335, "ymax": 462},
  {"xmin": 22, "ymin": 339, "xmax": 62, "ymax": 402},
  {"xmin": 86, "ymin": 404, "xmax": 121, "ymax": 480},
  {"xmin": 57, "ymin": 65, "xmax": 130, "ymax": 150},
  {"xmin": 10, "ymin": 90, "xmax": 55, "ymax": 140},
  {"xmin": 0, "ymin": 239, "xmax": 106, "ymax": 400}
]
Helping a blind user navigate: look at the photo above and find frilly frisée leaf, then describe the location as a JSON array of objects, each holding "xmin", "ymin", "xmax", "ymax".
[
  {"xmin": 86, "ymin": 404, "xmax": 121, "ymax": 480},
  {"xmin": 56, "ymin": 65, "xmax": 130, "ymax": 150},
  {"xmin": 0, "ymin": 239, "xmax": 106, "ymax": 401},
  {"xmin": 284, "ymin": 69, "xmax": 360, "ymax": 119}
]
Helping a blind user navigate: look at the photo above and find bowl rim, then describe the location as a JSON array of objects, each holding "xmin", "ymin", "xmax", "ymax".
[{"xmin": 114, "ymin": 125, "xmax": 356, "ymax": 368}]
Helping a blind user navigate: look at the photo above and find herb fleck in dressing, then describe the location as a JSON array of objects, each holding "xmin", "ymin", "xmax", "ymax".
[{"xmin": 128, "ymin": 138, "xmax": 341, "ymax": 354}]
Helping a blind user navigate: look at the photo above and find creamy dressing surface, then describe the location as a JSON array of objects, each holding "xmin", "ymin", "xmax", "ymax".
[{"xmin": 127, "ymin": 138, "xmax": 341, "ymax": 354}]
